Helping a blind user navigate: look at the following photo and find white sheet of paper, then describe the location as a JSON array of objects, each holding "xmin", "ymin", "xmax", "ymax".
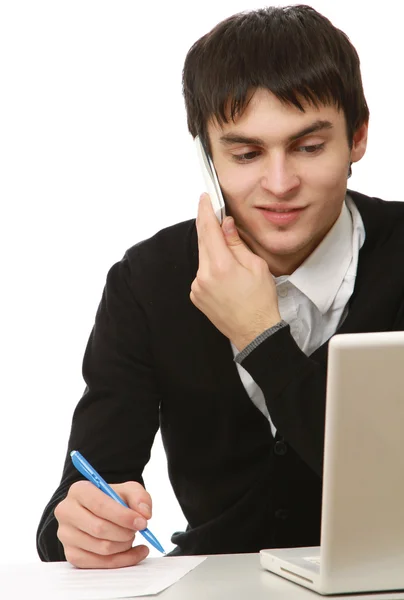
[{"xmin": 1, "ymin": 556, "xmax": 206, "ymax": 599}]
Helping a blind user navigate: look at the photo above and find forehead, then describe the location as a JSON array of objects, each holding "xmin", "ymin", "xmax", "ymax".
[{"xmin": 207, "ymin": 88, "xmax": 345, "ymax": 142}]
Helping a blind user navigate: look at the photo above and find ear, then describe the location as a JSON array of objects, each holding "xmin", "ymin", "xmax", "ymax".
[{"xmin": 350, "ymin": 121, "xmax": 368, "ymax": 164}]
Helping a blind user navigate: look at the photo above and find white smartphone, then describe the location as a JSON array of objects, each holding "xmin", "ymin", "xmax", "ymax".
[{"xmin": 195, "ymin": 135, "xmax": 226, "ymax": 224}]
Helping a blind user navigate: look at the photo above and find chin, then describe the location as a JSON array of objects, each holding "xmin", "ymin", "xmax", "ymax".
[
  {"xmin": 263, "ymin": 245, "xmax": 303, "ymax": 257},
  {"xmin": 260, "ymin": 234, "xmax": 310, "ymax": 256}
]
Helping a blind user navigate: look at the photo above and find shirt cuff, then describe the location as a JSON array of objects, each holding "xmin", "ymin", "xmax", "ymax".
[{"xmin": 234, "ymin": 320, "xmax": 289, "ymax": 364}]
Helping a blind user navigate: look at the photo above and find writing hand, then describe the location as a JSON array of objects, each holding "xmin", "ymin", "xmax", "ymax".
[{"xmin": 55, "ymin": 480, "xmax": 152, "ymax": 569}]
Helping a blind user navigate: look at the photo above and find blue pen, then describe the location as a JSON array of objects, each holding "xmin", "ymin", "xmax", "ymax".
[{"xmin": 70, "ymin": 450, "xmax": 165, "ymax": 554}]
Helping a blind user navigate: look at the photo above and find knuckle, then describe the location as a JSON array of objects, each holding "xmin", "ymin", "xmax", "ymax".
[
  {"xmin": 56, "ymin": 523, "xmax": 66, "ymax": 543},
  {"xmin": 207, "ymin": 261, "xmax": 227, "ymax": 277},
  {"xmin": 54, "ymin": 498, "xmax": 71, "ymax": 523},
  {"xmin": 143, "ymin": 491, "xmax": 152, "ymax": 509},
  {"xmin": 215, "ymin": 264, "xmax": 227, "ymax": 277},
  {"xmin": 70, "ymin": 480, "xmax": 87, "ymax": 495},
  {"xmin": 190, "ymin": 284, "xmax": 201, "ymax": 301},
  {"xmin": 98, "ymin": 539, "xmax": 115, "ymax": 556},
  {"xmin": 88, "ymin": 495, "xmax": 106, "ymax": 517},
  {"xmin": 90, "ymin": 519, "xmax": 108, "ymax": 539},
  {"xmin": 124, "ymin": 531, "xmax": 136, "ymax": 543},
  {"xmin": 196, "ymin": 271, "xmax": 209, "ymax": 286},
  {"xmin": 64, "ymin": 547, "xmax": 82, "ymax": 567},
  {"xmin": 189, "ymin": 291, "xmax": 197, "ymax": 307},
  {"xmin": 122, "ymin": 481, "xmax": 152, "ymax": 510},
  {"xmin": 54, "ymin": 501, "xmax": 64, "ymax": 522},
  {"xmin": 123, "ymin": 481, "xmax": 143, "ymax": 494},
  {"xmin": 120, "ymin": 480, "xmax": 147, "ymax": 501}
]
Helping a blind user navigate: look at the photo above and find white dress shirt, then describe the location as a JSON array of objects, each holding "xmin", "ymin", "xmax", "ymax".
[{"xmin": 231, "ymin": 194, "xmax": 366, "ymax": 435}]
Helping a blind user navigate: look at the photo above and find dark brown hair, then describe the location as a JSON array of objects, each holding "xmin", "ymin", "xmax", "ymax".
[{"xmin": 182, "ymin": 5, "xmax": 369, "ymax": 152}]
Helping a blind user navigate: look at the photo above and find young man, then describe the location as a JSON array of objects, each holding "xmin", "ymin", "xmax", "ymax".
[{"xmin": 37, "ymin": 5, "xmax": 404, "ymax": 568}]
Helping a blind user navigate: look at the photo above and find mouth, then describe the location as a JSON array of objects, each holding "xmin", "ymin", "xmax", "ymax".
[{"xmin": 256, "ymin": 205, "xmax": 306, "ymax": 225}]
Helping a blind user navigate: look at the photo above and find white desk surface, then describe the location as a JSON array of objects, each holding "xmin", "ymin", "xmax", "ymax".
[{"xmin": 138, "ymin": 553, "xmax": 404, "ymax": 600}]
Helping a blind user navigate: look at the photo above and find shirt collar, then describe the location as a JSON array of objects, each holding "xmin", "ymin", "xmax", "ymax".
[{"xmin": 285, "ymin": 198, "xmax": 353, "ymax": 314}]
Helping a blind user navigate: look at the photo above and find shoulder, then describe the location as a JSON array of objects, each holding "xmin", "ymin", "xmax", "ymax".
[
  {"xmin": 348, "ymin": 190, "xmax": 404, "ymax": 265},
  {"xmin": 349, "ymin": 189, "xmax": 404, "ymax": 240},
  {"xmin": 348, "ymin": 189, "xmax": 404, "ymax": 220},
  {"xmin": 109, "ymin": 219, "xmax": 197, "ymax": 294},
  {"xmin": 126, "ymin": 218, "xmax": 196, "ymax": 260}
]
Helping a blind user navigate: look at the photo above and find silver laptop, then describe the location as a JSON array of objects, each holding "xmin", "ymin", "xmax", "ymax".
[{"xmin": 260, "ymin": 331, "xmax": 404, "ymax": 595}]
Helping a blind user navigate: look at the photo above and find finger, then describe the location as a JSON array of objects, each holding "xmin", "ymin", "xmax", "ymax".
[
  {"xmin": 222, "ymin": 216, "xmax": 256, "ymax": 266},
  {"xmin": 196, "ymin": 193, "xmax": 230, "ymax": 264},
  {"xmin": 64, "ymin": 544, "xmax": 149, "ymax": 570},
  {"xmin": 58, "ymin": 499, "xmax": 139, "ymax": 541},
  {"xmin": 69, "ymin": 481, "xmax": 146, "ymax": 531},
  {"xmin": 58, "ymin": 523, "xmax": 135, "ymax": 556},
  {"xmin": 114, "ymin": 482, "xmax": 152, "ymax": 519}
]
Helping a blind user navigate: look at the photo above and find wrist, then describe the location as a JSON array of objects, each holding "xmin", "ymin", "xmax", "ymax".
[{"xmin": 231, "ymin": 315, "xmax": 283, "ymax": 352}]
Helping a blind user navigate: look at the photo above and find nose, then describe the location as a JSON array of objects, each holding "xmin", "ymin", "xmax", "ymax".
[{"xmin": 260, "ymin": 153, "xmax": 300, "ymax": 198}]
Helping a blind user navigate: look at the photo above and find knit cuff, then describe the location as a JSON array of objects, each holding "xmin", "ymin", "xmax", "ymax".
[{"xmin": 234, "ymin": 320, "xmax": 288, "ymax": 364}]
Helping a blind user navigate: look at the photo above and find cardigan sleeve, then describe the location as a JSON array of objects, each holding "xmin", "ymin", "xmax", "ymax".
[
  {"xmin": 36, "ymin": 251, "xmax": 161, "ymax": 561},
  {"xmin": 238, "ymin": 324, "xmax": 327, "ymax": 477}
]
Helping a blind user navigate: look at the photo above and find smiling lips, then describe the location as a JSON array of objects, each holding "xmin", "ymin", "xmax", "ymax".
[{"xmin": 257, "ymin": 205, "xmax": 306, "ymax": 225}]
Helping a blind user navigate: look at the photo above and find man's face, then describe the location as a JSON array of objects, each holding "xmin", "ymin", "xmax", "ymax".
[{"xmin": 207, "ymin": 88, "xmax": 367, "ymax": 275}]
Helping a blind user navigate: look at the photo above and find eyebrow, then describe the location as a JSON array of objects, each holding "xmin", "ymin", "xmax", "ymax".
[{"xmin": 219, "ymin": 119, "xmax": 334, "ymax": 147}]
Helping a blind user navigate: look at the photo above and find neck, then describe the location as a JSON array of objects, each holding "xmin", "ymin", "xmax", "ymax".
[{"xmin": 239, "ymin": 220, "xmax": 337, "ymax": 277}]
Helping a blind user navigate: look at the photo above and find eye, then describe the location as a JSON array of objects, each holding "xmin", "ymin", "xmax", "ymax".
[
  {"xmin": 232, "ymin": 151, "xmax": 261, "ymax": 163},
  {"xmin": 295, "ymin": 143, "xmax": 325, "ymax": 154}
]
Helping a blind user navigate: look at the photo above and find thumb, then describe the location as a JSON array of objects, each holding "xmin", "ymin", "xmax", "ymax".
[
  {"xmin": 222, "ymin": 216, "xmax": 254, "ymax": 265},
  {"xmin": 222, "ymin": 216, "xmax": 242, "ymax": 242}
]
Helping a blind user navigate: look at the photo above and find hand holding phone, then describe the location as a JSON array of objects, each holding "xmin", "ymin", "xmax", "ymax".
[{"xmin": 195, "ymin": 136, "xmax": 226, "ymax": 224}]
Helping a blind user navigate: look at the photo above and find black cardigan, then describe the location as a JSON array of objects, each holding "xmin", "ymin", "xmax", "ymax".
[{"xmin": 37, "ymin": 190, "xmax": 404, "ymax": 560}]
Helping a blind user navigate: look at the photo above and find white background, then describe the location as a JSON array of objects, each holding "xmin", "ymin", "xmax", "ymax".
[{"xmin": 0, "ymin": 0, "xmax": 402, "ymax": 563}]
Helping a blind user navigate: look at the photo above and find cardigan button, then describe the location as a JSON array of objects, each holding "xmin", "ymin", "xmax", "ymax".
[{"xmin": 274, "ymin": 441, "xmax": 288, "ymax": 456}]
